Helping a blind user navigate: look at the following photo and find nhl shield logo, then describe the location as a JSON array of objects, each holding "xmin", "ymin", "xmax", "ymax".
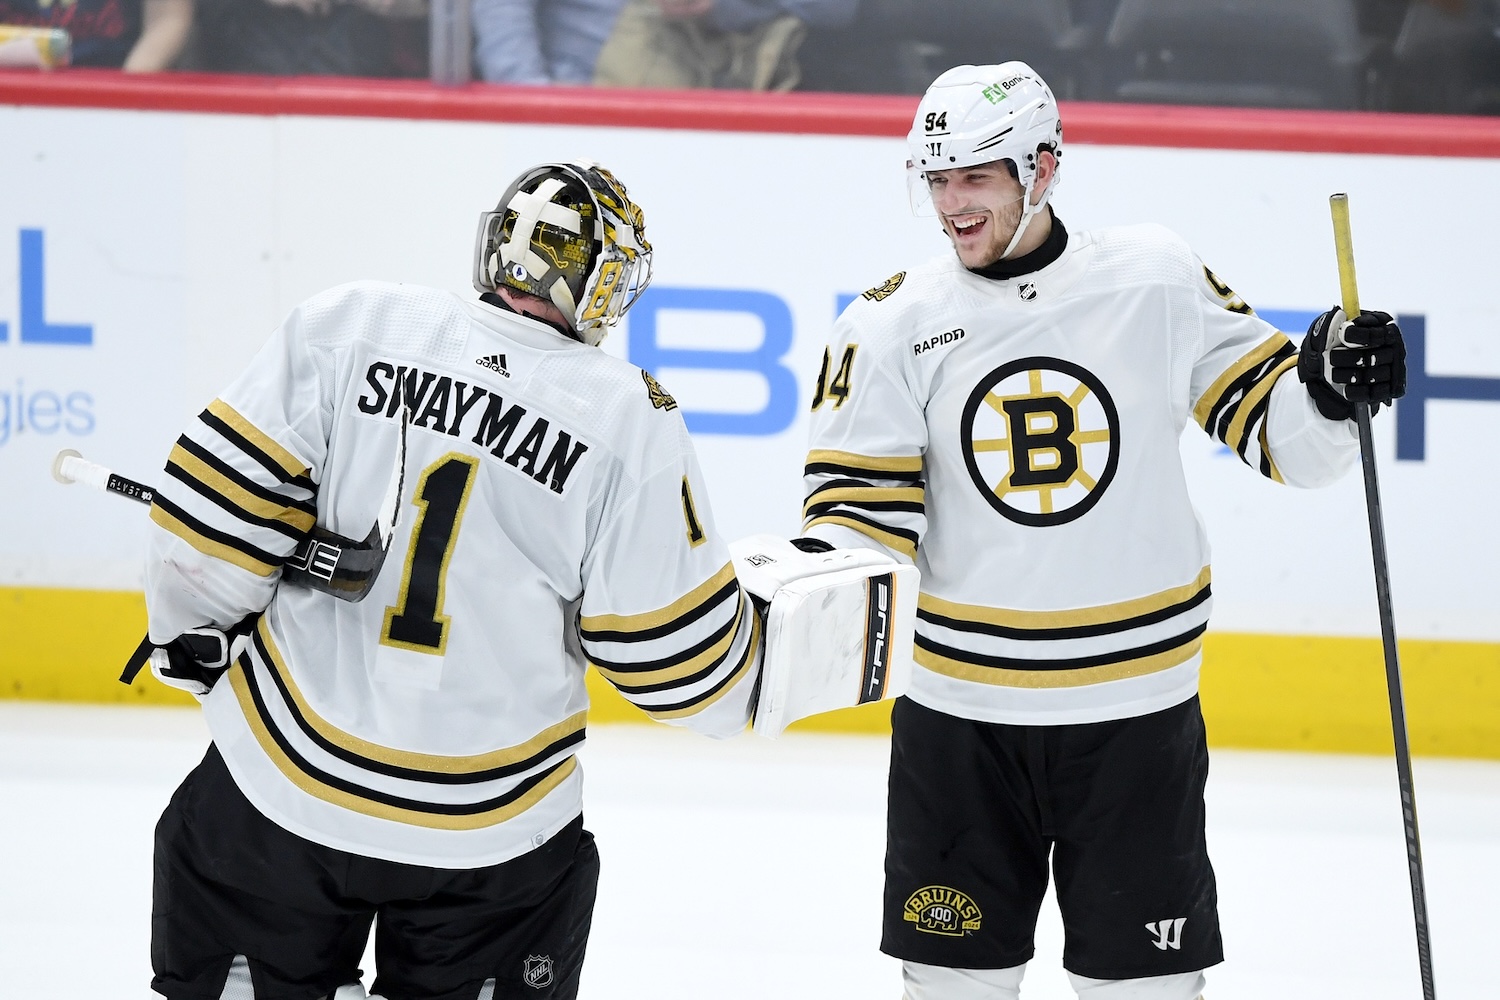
[
  {"xmin": 523, "ymin": 955, "xmax": 553, "ymax": 989},
  {"xmin": 1018, "ymin": 282, "xmax": 1038, "ymax": 301}
]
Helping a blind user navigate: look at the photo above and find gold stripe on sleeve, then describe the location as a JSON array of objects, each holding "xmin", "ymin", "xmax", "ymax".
[
  {"xmin": 207, "ymin": 399, "xmax": 311, "ymax": 479},
  {"xmin": 590, "ymin": 603, "xmax": 746, "ymax": 688},
  {"xmin": 802, "ymin": 485, "xmax": 925, "ymax": 518},
  {"xmin": 802, "ymin": 514, "xmax": 917, "ymax": 561},
  {"xmin": 256, "ymin": 620, "xmax": 587, "ymax": 774},
  {"xmin": 1223, "ymin": 355, "xmax": 1299, "ymax": 454},
  {"xmin": 580, "ymin": 561, "xmax": 736, "ymax": 635},
  {"xmin": 1192, "ymin": 333, "xmax": 1292, "ymax": 429},
  {"xmin": 169, "ymin": 444, "xmax": 317, "ymax": 532},
  {"xmin": 918, "ymin": 567, "xmax": 1211, "ymax": 630},
  {"xmin": 644, "ymin": 610, "xmax": 762, "ymax": 721},
  {"xmin": 149, "ymin": 503, "xmax": 279, "ymax": 577},
  {"xmin": 805, "ymin": 449, "xmax": 923, "ymax": 475},
  {"xmin": 915, "ymin": 635, "xmax": 1203, "ymax": 688}
]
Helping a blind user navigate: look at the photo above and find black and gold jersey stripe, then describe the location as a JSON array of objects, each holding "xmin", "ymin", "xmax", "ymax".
[
  {"xmin": 580, "ymin": 560, "xmax": 759, "ymax": 721},
  {"xmin": 227, "ymin": 623, "xmax": 580, "ymax": 831},
  {"xmin": 149, "ymin": 397, "xmax": 318, "ymax": 577},
  {"xmin": 1195, "ymin": 334, "xmax": 1299, "ymax": 482},
  {"xmin": 254, "ymin": 620, "xmax": 585, "ymax": 783},
  {"xmin": 913, "ymin": 569, "xmax": 1212, "ymax": 688},
  {"xmin": 915, "ymin": 626, "xmax": 1205, "ymax": 688},
  {"xmin": 802, "ymin": 452, "xmax": 926, "ymax": 561},
  {"xmin": 804, "ymin": 449, "xmax": 924, "ymax": 482}
]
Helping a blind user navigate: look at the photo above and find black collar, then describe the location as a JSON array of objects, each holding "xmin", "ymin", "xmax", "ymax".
[
  {"xmin": 968, "ymin": 212, "xmax": 1068, "ymax": 281},
  {"xmin": 479, "ymin": 291, "xmax": 580, "ymax": 342}
]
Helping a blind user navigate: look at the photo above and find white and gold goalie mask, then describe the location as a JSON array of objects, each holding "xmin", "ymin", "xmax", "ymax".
[{"xmin": 472, "ymin": 160, "xmax": 654, "ymax": 346}]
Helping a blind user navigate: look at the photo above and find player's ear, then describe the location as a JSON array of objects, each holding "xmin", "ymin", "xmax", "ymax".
[{"xmin": 1033, "ymin": 150, "xmax": 1058, "ymax": 201}]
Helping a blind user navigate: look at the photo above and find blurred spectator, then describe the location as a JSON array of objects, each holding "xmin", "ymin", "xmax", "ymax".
[
  {"xmin": 799, "ymin": 0, "xmax": 1096, "ymax": 96},
  {"xmin": 0, "ymin": 0, "xmax": 193, "ymax": 70},
  {"xmin": 190, "ymin": 0, "xmax": 426, "ymax": 77},
  {"xmin": 473, "ymin": 0, "xmax": 626, "ymax": 85},
  {"xmin": 594, "ymin": 0, "xmax": 856, "ymax": 90}
]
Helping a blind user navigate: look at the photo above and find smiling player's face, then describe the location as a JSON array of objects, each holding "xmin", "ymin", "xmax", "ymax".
[{"xmin": 926, "ymin": 161, "xmax": 1030, "ymax": 269}]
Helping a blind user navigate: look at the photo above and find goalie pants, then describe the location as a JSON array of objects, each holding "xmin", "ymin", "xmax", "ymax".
[
  {"xmin": 881, "ymin": 695, "xmax": 1223, "ymax": 980},
  {"xmin": 151, "ymin": 745, "xmax": 598, "ymax": 1000}
]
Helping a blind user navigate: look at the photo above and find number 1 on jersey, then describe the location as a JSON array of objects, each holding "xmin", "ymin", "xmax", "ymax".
[{"xmin": 381, "ymin": 453, "xmax": 478, "ymax": 655}]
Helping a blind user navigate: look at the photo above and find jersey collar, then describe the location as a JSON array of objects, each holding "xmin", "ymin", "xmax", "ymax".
[{"xmin": 967, "ymin": 212, "xmax": 1068, "ymax": 281}]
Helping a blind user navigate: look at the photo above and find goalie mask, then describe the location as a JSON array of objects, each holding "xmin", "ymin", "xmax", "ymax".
[
  {"xmin": 473, "ymin": 160, "xmax": 653, "ymax": 346},
  {"xmin": 906, "ymin": 62, "xmax": 1063, "ymax": 259}
]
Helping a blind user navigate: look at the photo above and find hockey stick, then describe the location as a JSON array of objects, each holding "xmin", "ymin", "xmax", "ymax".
[
  {"xmin": 1330, "ymin": 193, "xmax": 1437, "ymax": 1000},
  {"xmin": 50, "ymin": 407, "xmax": 408, "ymax": 603}
]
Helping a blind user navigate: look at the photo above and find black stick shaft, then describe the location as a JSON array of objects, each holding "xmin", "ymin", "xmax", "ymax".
[
  {"xmin": 105, "ymin": 472, "xmax": 155, "ymax": 506},
  {"xmin": 1356, "ymin": 402, "xmax": 1436, "ymax": 1000}
]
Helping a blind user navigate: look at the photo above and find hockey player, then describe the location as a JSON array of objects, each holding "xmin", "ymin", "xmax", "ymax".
[
  {"xmin": 140, "ymin": 160, "xmax": 764, "ymax": 1000},
  {"xmin": 802, "ymin": 64, "xmax": 1407, "ymax": 1000}
]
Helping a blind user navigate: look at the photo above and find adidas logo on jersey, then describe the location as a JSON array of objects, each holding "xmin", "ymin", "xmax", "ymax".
[{"xmin": 476, "ymin": 353, "xmax": 510, "ymax": 378}]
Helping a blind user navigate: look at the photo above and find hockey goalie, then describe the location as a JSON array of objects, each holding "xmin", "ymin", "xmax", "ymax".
[{"xmin": 730, "ymin": 534, "xmax": 918, "ymax": 738}]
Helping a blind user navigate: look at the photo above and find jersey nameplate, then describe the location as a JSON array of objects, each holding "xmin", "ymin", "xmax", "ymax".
[
  {"xmin": 862, "ymin": 272, "xmax": 906, "ymax": 302},
  {"xmin": 356, "ymin": 361, "xmax": 590, "ymax": 496}
]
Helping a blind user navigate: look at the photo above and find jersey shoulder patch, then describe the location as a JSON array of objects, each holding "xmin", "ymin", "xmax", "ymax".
[
  {"xmin": 642, "ymin": 370, "xmax": 678, "ymax": 411},
  {"xmin": 862, "ymin": 272, "xmax": 907, "ymax": 303}
]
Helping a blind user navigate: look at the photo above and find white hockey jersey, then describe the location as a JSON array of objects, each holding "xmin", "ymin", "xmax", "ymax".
[
  {"xmin": 145, "ymin": 281, "xmax": 759, "ymax": 868},
  {"xmin": 804, "ymin": 224, "xmax": 1357, "ymax": 726}
]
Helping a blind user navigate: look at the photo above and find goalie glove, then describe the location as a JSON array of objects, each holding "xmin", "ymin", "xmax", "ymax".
[
  {"xmin": 729, "ymin": 534, "xmax": 918, "ymax": 738},
  {"xmin": 1298, "ymin": 307, "xmax": 1407, "ymax": 420}
]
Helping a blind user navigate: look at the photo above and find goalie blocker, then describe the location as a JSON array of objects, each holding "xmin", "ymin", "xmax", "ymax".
[{"xmin": 730, "ymin": 535, "xmax": 918, "ymax": 738}]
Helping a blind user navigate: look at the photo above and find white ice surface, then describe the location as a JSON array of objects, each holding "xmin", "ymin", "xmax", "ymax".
[{"xmin": 1, "ymin": 702, "xmax": 1496, "ymax": 999}]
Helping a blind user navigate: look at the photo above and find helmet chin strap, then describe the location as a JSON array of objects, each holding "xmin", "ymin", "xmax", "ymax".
[{"xmin": 999, "ymin": 182, "xmax": 1042, "ymax": 261}]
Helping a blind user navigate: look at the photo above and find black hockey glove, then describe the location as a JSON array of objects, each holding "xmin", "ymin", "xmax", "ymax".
[
  {"xmin": 1297, "ymin": 307, "xmax": 1406, "ymax": 421},
  {"xmin": 132, "ymin": 628, "xmax": 233, "ymax": 698}
]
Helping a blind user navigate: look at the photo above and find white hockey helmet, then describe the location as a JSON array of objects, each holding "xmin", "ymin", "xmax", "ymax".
[
  {"xmin": 906, "ymin": 62, "xmax": 1063, "ymax": 257},
  {"xmin": 473, "ymin": 160, "xmax": 653, "ymax": 346}
]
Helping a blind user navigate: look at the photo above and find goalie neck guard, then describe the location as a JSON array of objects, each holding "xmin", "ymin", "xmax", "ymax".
[{"xmin": 473, "ymin": 160, "xmax": 654, "ymax": 346}]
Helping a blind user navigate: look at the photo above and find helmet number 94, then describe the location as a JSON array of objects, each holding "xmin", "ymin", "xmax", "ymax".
[{"xmin": 924, "ymin": 111, "xmax": 948, "ymax": 133}]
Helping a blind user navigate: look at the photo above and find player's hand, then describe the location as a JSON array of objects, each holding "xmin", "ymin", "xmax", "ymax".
[
  {"xmin": 1297, "ymin": 307, "xmax": 1406, "ymax": 420},
  {"xmin": 149, "ymin": 627, "xmax": 233, "ymax": 698}
]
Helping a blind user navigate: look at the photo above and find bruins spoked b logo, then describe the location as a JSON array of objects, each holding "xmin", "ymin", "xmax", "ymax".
[
  {"xmin": 960, "ymin": 357, "xmax": 1119, "ymax": 526},
  {"xmin": 903, "ymin": 885, "xmax": 983, "ymax": 937}
]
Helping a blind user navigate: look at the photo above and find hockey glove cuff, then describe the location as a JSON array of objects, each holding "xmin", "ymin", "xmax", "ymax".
[
  {"xmin": 1298, "ymin": 307, "xmax": 1407, "ymax": 421},
  {"xmin": 149, "ymin": 627, "xmax": 234, "ymax": 698}
]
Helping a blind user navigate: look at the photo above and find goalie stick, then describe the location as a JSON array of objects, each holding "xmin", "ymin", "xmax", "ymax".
[
  {"xmin": 51, "ymin": 405, "xmax": 409, "ymax": 604},
  {"xmin": 1330, "ymin": 192, "xmax": 1437, "ymax": 1000}
]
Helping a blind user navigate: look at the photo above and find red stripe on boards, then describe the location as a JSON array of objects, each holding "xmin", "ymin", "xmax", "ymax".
[{"xmin": 3, "ymin": 68, "xmax": 1500, "ymax": 158}]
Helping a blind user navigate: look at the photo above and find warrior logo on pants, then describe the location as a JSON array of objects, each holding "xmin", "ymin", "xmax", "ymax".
[
  {"xmin": 960, "ymin": 356, "xmax": 1120, "ymax": 527},
  {"xmin": 903, "ymin": 885, "xmax": 983, "ymax": 937}
]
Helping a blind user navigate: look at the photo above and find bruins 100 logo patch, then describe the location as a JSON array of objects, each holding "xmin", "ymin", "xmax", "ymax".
[
  {"xmin": 903, "ymin": 885, "xmax": 983, "ymax": 937},
  {"xmin": 960, "ymin": 356, "xmax": 1120, "ymax": 526}
]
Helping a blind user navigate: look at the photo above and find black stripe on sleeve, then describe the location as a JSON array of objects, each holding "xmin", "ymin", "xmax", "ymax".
[
  {"xmin": 152, "ymin": 494, "xmax": 286, "ymax": 569},
  {"xmin": 198, "ymin": 409, "xmax": 317, "ymax": 491}
]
